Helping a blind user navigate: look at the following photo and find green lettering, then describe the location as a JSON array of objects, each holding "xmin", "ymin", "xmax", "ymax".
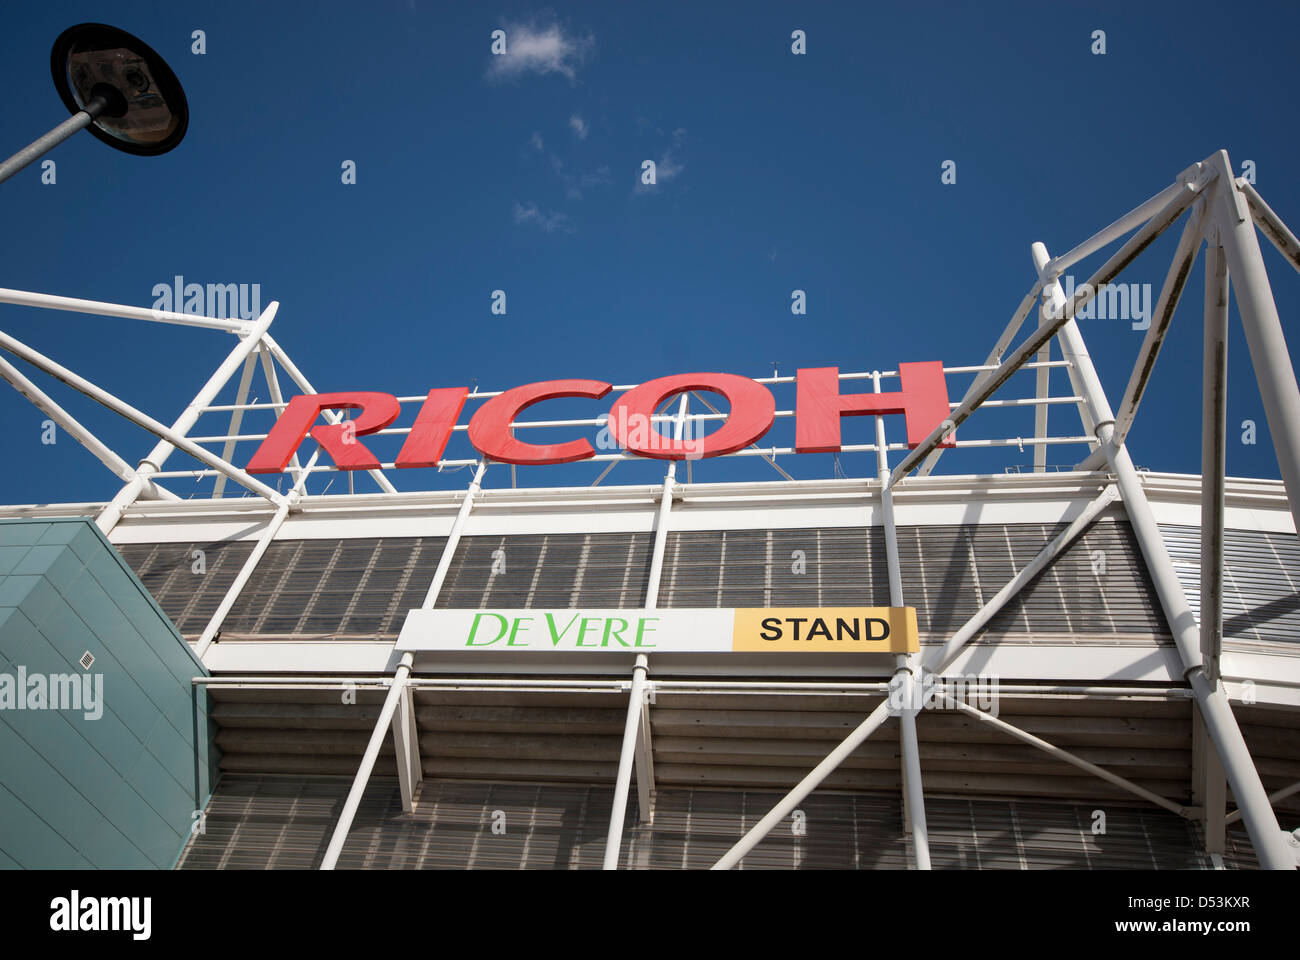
[
  {"xmin": 466, "ymin": 613, "xmax": 508, "ymax": 646},
  {"xmin": 602, "ymin": 617, "xmax": 631, "ymax": 647},
  {"xmin": 635, "ymin": 618, "xmax": 659, "ymax": 647},
  {"xmin": 506, "ymin": 617, "xmax": 533, "ymax": 646},
  {"xmin": 544, "ymin": 613, "xmax": 581, "ymax": 646},
  {"xmin": 576, "ymin": 618, "xmax": 600, "ymax": 647}
]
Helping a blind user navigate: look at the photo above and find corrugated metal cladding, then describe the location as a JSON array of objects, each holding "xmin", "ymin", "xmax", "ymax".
[
  {"xmin": 1161, "ymin": 524, "xmax": 1300, "ymax": 646},
  {"xmin": 209, "ymin": 688, "xmax": 1210, "ymax": 809},
  {"xmin": 178, "ymin": 774, "xmax": 1223, "ymax": 869},
  {"xmin": 117, "ymin": 520, "xmax": 1168, "ymax": 639}
]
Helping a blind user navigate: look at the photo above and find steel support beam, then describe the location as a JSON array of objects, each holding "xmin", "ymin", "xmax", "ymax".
[
  {"xmin": 896, "ymin": 176, "xmax": 1206, "ymax": 484},
  {"xmin": 916, "ymin": 282, "xmax": 1041, "ymax": 477},
  {"xmin": 1111, "ymin": 199, "xmax": 1211, "ymax": 450},
  {"xmin": 320, "ymin": 460, "xmax": 487, "ymax": 868},
  {"xmin": 0, "ymin": 319, "xmax": 286, "ymax": 524},
  {"xmin": 1035, "ymin": 231, "xmax": 1294, "ymax": 869},
  {"xmin": 714, "ymin": 481, "xmax": 1120, "ymax": 870},
  {"xmin": 603, "ymin": 396, "xmax": 687, "ymax": 867},
  {"xmin": 1193, "ymin": 235, "xmax": 1231, "ymax": 855},
  {"xmin": 875, "ymin": 372, "xmax": 930, "ymax": 869},
  {"xmin": 319, "ymin": 652, "xmax": 413, "ymax": 870},
  {"xmin": 193, "ymin": 448, "xmax": 322, "ymax": 659},
  {"xmin": 391, "ymin": 684, "xmax": 423, "ymax": 813},
  {"xmin": 604, "ymin": 654, "xmax": 650, "ymax": 869},
  {"xmin": 1225, "ymin": 780, "xmax": 1300, "ymax": 826},
  {"xmin": 1208, "ymin": 151, "xmax": 1300, "ymax": 540},
  {"xmin": 940, "ymin": 695, "xmax": 1192, "ymax": 817},
  {"xmin": 258, "ymin": 345, "xmax": 304, "ymax": 488},
  {"xmin": 92, "ymin": 304, "xmax": 280, "ymax": 534},
  {"xmin": 1240, "ymin": 180, "xmax": 1300, "ymax": 277},
  {"xmin": 0, "ymin": 353, "xmax": 142, "ymax": 487},
  {"xmin": 212, "ymin": 351, "xmax": 260, "ymax": 499},
  {"xmin": 0, "ymin": 285, "xmax": 248, "ymax": 333}
]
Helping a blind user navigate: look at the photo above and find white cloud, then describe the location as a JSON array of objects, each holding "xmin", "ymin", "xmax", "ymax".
[
  {"xmin": 513, "ymin": 201, "xmax": 574, "ymax": 234},
  {"xmin": 487, "ymin": 21, "xmax": 593, "ymax": 82},
  {"xmin": 530, "ymin": 131, "xmax": 545, "ymax": 152},
  {"xmin": 569, "ymin": 113, "xmax": 588, "ymax": 139}
]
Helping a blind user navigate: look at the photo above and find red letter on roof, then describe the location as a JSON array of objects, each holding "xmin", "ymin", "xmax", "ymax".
[
  {"xmin": 607, "ymin": 373, "xmax": 775, "ymax": 460},
  {"xmin": 396, "ymin": 387, "xmax": 469, "ymax": 468},
  {"xmin": 246, "ymin": 391, "xmax": 400, "ymax": 473},
  {"xmin": 468, "ymin": 379, "xmax": 612, "ymax": 465},
  {"xmin": 794, "ymin": 362, "xmax": 952, "ymax": 453}
]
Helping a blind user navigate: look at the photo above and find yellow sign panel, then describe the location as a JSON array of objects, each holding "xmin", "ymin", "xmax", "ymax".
[{"xmin": 730, "ymin": 607, "xmax": 917, "ymax": 653}]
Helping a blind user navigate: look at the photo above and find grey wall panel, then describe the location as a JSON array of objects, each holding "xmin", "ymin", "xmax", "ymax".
[
  {"xmin": 115, "ymin": 518, "xmax": 1300, "ymax": 644},
  {"xmin": 1161, "ymin": 524, "xmax": 1300, "ymax": 646},
  {"xmin": 178, "ymin": 774, "xmax": 1216, "ymax": 870}
]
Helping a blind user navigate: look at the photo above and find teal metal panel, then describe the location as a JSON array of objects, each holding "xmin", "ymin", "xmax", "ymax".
[{"xmin": 0, "ymin": 518, "xmax": 215, "ymax": 869}]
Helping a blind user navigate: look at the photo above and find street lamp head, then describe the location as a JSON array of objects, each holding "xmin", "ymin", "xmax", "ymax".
[{"xmin": 50, "ymin": 23, "xmax": 188, "ymax": 156}]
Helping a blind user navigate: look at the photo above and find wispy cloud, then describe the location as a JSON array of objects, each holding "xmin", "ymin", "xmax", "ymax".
[
  {"xmin": 513, "ymin": 201, "xmax": 574, "ymax": 234},
  {"xmin": 487, "ymin": 20, "xmax": 593, "ymax": 83},
  {"xmin": 564, "ymin": 165, "xmax": 611, "ymax": 200},
  {"xmin": 569, "ymin": 113, "xmax": 588, "ymax": 139},
  {"xmin": 530, "ymin": 131, "xmax": 545, "ymax": 152}
]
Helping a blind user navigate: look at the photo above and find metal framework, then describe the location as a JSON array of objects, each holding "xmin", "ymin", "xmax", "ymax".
[{"xmin": 2, "ymin": 150, "xmax": 1298, "ymax": 869}]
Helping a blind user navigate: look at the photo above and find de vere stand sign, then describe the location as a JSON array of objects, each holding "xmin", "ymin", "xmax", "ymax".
[{"xmin": 397, "ymin": 608, "xmax": 918, "ymax": 654}]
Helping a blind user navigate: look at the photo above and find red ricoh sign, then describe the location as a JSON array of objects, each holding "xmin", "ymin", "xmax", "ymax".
[{"xmin": 246, "ymin": 363, "xmax": 952, "ymax": 472}]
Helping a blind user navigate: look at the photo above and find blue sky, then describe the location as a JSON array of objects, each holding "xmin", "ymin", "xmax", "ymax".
[{"xmin": 1, "ymin": 0, "xmax": 1299, "ymax": 503}]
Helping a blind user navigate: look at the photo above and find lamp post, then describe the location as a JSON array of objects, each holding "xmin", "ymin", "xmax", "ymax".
[{"xmin": 0, "ymin": 22, "xmax": 188, "ymax": 185}]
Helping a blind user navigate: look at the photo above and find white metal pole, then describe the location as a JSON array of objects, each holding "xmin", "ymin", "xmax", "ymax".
[
  {"xmin": 603, "ymin": 653, "xmax": 649, "ymax": 870},
  {"xmin": 1200, "ymin": 237, "xmax": 1229, "ymax": 681},
  {"xmin": 318, "ymin": 652, "xmax": 413, "ymax": 870},
  {"xmin": 93, "ymin": 304, "xmax": 280, "ymax": 534},
  {"xmin": 192, "ymin": 449, "xmax": 321, "ymax": 659},
  {"xmin": 895, "ymin": 178, "xmax": 1204, "ymax": 484},
  {"xmin": 0, "ymin": 353, "xmax": 138, "ymax": 485},
  {"xmin": 605, "ymin": 392, "xmax": 691, "ymax": 863},
  {"xmin": 421, "ymin": 461, "xmax": 487, "ymax": 608},
  {"xmin": 874, "ymin": 372, "xmax": 930, "ymax": 870},
  {"xmin": 0, "ymin": 324, "xmax": 287, "ymax": 518},
  {"xmin": 1045, "ymin": 178, "xmax": 1188, "ymax": 275},
  {"xmin": 1110, "ymin": 203, "xmax": 1212, "ymax": 450},
  {"xmin": 1033, "ymin": 239, "xmax": 1294, "ymax": 870},
  {"xmin": 1240, "ymin": 181, "xmax": 1300, "ymax": 277},
  {"xmin": 1209, "ymin": 153, "xmax": 1300, "ymax": 538},
  {"xmin": 927, "ymin": 486, "xmax": 1118, "ymax": 671},
  {"xmin": 0, "ymin": 286, "xmax": 247, "ymax": 332},
  {"xmin": 211, "ymin": 352, "xmax": 260, "ymax": 499},
  {"xmin": 603, "ymin": 395, "xmax": 686, "ymax": 868},
  {"xmin": 712, "ymin": 702, "xmax": 894, "ymax": 870},
  {"xmin": 917, "ymin": 283, "xmax": 1041, "ymax": 477},
  {"xmin": 940, "ymin": 696, "xmax": 1191, "ymax": 816},
  {"xmin": 320, "ymin": 459, "xmax": 489, "ymax": 869}
]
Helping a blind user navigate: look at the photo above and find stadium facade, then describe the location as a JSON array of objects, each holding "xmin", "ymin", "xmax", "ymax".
[{"xmin": 1, "ymin": 149, "xmax": 1298, "ymax": 870}]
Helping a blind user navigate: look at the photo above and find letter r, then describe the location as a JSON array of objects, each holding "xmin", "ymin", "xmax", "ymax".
[{"xmin": 247, "ymin": 391, "xmax": 400, "ymax": 472}]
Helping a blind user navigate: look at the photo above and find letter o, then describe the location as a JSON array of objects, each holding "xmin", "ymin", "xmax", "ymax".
[{"xmin": 607, "ymin": 373, "xmax": 775, "ymax": 460}]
